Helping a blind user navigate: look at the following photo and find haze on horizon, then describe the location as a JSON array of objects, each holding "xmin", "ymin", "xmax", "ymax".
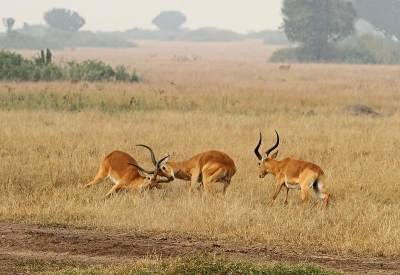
[{"xmin": 0, "ymin": 0, "xmax": 283, "ymax": 33}]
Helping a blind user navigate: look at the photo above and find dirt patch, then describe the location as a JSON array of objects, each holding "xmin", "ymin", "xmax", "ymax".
[
  {"xmin": 0, "ymin": 222, "xmax": 398, "ymax": 274},
  {"xmin": 340, "ymin": 104, "xmax": 380, "ymax": 117}
]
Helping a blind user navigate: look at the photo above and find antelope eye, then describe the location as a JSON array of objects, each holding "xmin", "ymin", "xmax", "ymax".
[
  {"xmin": 258, "ymin": 162, "xmax": 261, "ymax": 167},
  {"xmin": 162, "ymin": 166, "xmax": 166, "ymax": 171},
  {"xmin": 147, "ymin": 176, "xmax": 151, "ymax": 181}
]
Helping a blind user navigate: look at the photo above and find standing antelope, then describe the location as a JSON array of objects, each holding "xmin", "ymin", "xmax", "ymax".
[
  {"xmin": 138, "ymin": 144, "xmax": 237, "ymax": 195},
  {"xmin": 84, "ymin": 148, "xmax": 173, "ymax": 198},
  {"xmin": 254, "ymin": 131, "xmax": 330, "ymax": 208},
  {"xmin": 279, "ymin": 63, "xmax": 291, "ymax": 71}
]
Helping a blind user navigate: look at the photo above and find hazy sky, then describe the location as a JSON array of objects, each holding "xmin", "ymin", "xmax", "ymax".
[{"xmin": 0, "ymin": 0, "xmax": 283, "ymax": 33}]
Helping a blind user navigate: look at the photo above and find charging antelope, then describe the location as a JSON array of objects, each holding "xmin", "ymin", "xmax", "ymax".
[
  {"xmin": 254, "ymin": 131, "xmax": 330, "ymax": 209},
  {"xmin": 84, "ymin": 148, "xmax": 173, "ymax": 198},
  {"xmin": 138, "ymin": 144, "xmax": 237, "ymax": 195}
]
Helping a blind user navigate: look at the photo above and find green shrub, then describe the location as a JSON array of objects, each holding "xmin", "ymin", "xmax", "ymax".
[
  {"xmin": 358, "ymin": 34, "xmax": 400, "ymax": 64},
  {"xmin": 0, "ymin": 49, "xmax": 140, "ymax": 82},
  {"xmin": 67, "ymin": 60, "xmax": 115, "ymax": 82},
  {"xmin": 329, "ymin": 45, "xmax": 377, "ymax": 64},
  {"xmin": 269, "ymin": 47, "xmax": 301, "ymax": 62},
  {"xmin": 0, "ymin": 50, "xmax": 63, "ymax": 81},
  {"xmin": 31, "ymin": 63, "xmax": 65, "ymax": 81},
  {"xmin": 269, "ymin": 34, "xmax": 400, "ymax": 64},
  {"xmin": 67, "ymin": 60, "xmax": 140, "ymax": 82},
  {"xmin": 0, "ymin": 50, "xmax": 32, "ymax": 80},
  {"xmin": 115, "ymin": 65, "xmax": 141, "ymax": 82}
]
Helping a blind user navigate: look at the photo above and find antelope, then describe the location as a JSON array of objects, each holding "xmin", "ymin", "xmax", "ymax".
[
  {"xmin": 279, "ymin": 63, "xmax": 291, "ymax": 71},
  {"xmin": 254, "ymin": 131, "xmax": 330, "ymax": 209},
  {"xmin": 84, "ymin": 148, "xmax": 173, "ymax": 198},
  {"xmin": 139, "ymin": 144, "xmax": 237, "ymax": 195}
]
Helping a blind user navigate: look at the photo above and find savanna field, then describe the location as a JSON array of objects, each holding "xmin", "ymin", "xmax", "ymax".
[{"xmin": 1, "ymin": 40, "xmax": 400, "ymax": 273}]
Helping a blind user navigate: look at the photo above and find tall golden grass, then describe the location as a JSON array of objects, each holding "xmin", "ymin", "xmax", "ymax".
[{"xmin": 1, "ymin": 40, "xmax": 400, "ymax": 257}]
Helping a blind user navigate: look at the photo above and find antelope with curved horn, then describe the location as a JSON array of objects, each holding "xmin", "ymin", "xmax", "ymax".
[
  {"xmin": 138, "ymin": 144, "xmax": 236, "ymax": 195},
  {"xmin": 254, "ymin": 131, "xmax": 330, "ymax": 208},
  {"xmin": 84, "ymin": 148, "xmax": 172, "ymax": 198}
]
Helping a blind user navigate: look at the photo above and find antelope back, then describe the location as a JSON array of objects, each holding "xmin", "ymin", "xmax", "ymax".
[{"xmin": 103, "ymin": 150, "xmax": 141, "ymax": 183}]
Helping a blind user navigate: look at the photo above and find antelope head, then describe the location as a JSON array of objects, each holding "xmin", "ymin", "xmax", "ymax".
[
  {"xmin": 254, "ymin": 130, "xmax": 280, "ymax": 178},
  {"xmin": 129, "ymin": 154, "xmax": 170, "ymax": 191},
  {"xmin": 136, "ymin": 144, "xmax": 175, "ymax": 182}
]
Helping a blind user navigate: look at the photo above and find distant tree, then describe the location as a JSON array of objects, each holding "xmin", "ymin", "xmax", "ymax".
[
  {"xmin": 281, "ymin": 0, "xmax": 357, "ymax": 59},
  {"xmin": 353, "ymin": 0, "xmax": 400, "ymax": 40},
  {"xmin": 44, "ymin": 8, "xmax": 85, "ymax": 31},
  {"xmin": 151, "ymin": 11, "xmax": 186, "ymax": 31},
  {"xmin": 2, "ymin": 18, "xmax": 15, "ymax": 32}
]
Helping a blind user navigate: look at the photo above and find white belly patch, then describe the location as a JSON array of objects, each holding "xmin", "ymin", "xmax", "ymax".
[
  {"xmin": 285, "ymin": 182, "xmax": 301, "ymax": 190},
  {"xmin": 109, "ymin": 175, "xmax": 119, "ymax": 185}
]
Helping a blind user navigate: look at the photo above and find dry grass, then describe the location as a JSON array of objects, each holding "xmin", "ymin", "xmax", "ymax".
[{"xmin": 1, "ymin": 40, "xmax": 400, "ymax": 257}]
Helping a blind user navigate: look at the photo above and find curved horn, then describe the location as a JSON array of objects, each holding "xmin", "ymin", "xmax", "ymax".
[
  {"xmin": 136, "ymin": 144, "xmax": 157, "ymax": 165},
  {"xmin": 157, "ymin": 178, "xmax": 172, "ymax": 183},
  {"xmin": 128, "ymin": 163, "xmax": 154, "ymax": 174},
  {"xmin": 154, "ymin": 154, "xmax": 170, "ymax": 178},
  {"xmin": 254, "ymin": 132, "xmax": 263, "ymax": 160},
  {"xmin": 265, "ymin": 130, "xmax": 280, "ymax": 157}
]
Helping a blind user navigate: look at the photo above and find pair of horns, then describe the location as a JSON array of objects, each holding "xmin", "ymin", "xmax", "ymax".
[
  {"xmin": 254, "ymin": 130, "xmax": 280, "ymax": 160},
  {"xmin": 136, "ymin": 144, "xmax": 179, "ymax": 182},
  {"xmin": 128, "ymin": 145, "xmax": 169, "ymax": 182},
  {"xmin": 136, "ymin": 144, "xmax": 158, "ymax": 165}
]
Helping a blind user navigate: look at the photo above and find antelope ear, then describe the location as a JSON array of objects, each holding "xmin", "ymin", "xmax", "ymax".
[
  {"xmin": 163, "ymin": 153, "xmax": 169, "ymax": 163},
  {"xmin": 137, "ymin": 170, "xmax": 148, "ymax": 178},
  {"xmin": 270, "ymin": 150, "xmax": 279, "ymax": 159}
]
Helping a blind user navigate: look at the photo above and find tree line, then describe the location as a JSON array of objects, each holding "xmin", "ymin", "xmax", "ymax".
[{"xmin": 2, "ymin": 1, "xmax": 400, "ymax": 63}]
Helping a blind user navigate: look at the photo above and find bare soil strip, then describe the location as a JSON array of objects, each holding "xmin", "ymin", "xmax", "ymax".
[{"xmin": 0, "ymin": 222, "xmax": 398, "ymax": 274}]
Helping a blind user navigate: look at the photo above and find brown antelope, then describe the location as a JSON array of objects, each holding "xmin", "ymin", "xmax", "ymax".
[
  {"xmin": 254, "ymin": 131, "xmax": 330, "ymax": 209},
  {"xmin": 138, "ymin": 144, "xmax": 237, "ymax": 195},
  {"xmin": 279, "ymin": 63, "xmax": 291, "ymax": 70},
  {"xmin": 84, "ymin": 149, "xmax": 172, "ymax": 198}
]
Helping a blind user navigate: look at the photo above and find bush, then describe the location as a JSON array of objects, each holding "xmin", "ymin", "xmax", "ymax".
[
  {"xmin": 0, "ymin": 50, "xmax": 140, "ymax": 82},
  {"xmin": 358, "ymin": 34, "xmax": 400, "ymax": 64},
  {"xmin": 0, "ymin": 50, "xmax": 31, "ymax": 81},
  {"xmin": 67, "ymin": 60, "xmax": 115, "ymax": 82},
  {"xmin": 269, "ymin": 47, "xmax": 301, "ymax": 62},
  {"xmin": 115, "ymin": 66, "xmax": 140, "ymax": 82},
  {"xmin": 0, "ymin": 50, "xmax": 64, "ymax": 81},
  {"xmin": 269, "ymin": 34, "xmax": 400, "ymax": 64},
  {"xmin": 67, "ymin": 60, "xmax": 140, "ymax": 82}
]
